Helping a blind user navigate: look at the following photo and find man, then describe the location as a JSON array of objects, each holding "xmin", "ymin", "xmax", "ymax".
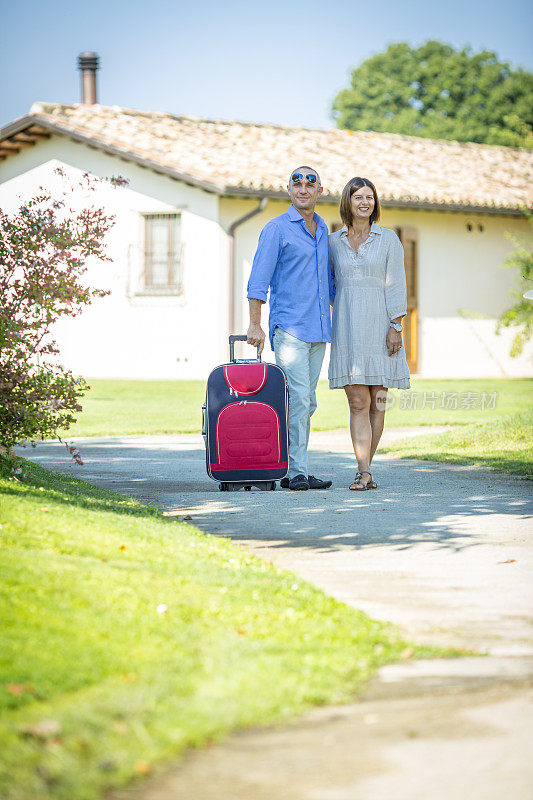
[{"xmin": 246, "ymin": 166, "xmax": 333, "ymax": 491}]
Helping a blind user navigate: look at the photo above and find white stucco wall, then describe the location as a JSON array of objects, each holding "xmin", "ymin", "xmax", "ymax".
[
  {"xmin": 1, "ymin": 137, "xmax": 531, "ymax": 380},
  {"xmin": 378, "ymin": 207, "xmax": 532, "ymax": 377},
  {"xmin": 0, "ymin": 137, "xmax": 228, "ymax": 379}
]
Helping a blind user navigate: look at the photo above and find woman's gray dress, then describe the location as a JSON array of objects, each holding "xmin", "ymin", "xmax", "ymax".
[{"xmin": 328, "ymin": 223, "xmax": 411, "ymax": 389}]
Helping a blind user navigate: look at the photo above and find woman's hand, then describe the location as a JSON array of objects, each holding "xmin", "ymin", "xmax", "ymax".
[{"xmin": 386, "ymin": 327, "xmax": 403, "ymax": 357}]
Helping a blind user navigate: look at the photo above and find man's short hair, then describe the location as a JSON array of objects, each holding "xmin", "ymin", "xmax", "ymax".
[{"xmin": 289, "ymin": 166, "xmax": 321, "ymax": 185}]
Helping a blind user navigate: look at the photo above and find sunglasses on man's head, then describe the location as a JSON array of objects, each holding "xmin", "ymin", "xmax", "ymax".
[{"xmin": 291, "ymin": 172, "xmax": 318, "ymax": 185}]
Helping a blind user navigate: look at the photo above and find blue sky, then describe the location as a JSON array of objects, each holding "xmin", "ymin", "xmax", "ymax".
[{"xmin": 2, "ymin": 0, "xmax": 532, "ymax": 130}]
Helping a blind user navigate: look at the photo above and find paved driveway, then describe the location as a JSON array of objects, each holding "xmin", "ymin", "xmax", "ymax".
[
  {"xmin": 18, "ymin": 428, "xmax": 533, "ymax": 800},
  {"xmin": 21, "ymin": 427, "xmax": 532, "ymax": 654}
]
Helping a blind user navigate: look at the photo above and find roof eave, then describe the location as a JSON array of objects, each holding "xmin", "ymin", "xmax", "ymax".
[
  {"xmin": 0, "ymin": 115, "xmax": 227, "ymax": 195},
  {"xmin": 0, "ymin": 115, "xmax": 39, "ymax": 139},
  {"xmin": 380, "ymin": 198, "xmax": 529, "ymax": 217},
  {"xmin": 1, "ymin": 116, "xmax": 530, "ymax": 217},
  {"xmin": 223, "ymin": 185, "xmax": 530, "ymax": 216}
]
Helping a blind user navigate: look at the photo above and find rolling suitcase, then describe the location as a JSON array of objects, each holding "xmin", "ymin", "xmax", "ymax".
[{"xmin": 202, "ymin": 335, "xmax": 289, "ymax": 492}]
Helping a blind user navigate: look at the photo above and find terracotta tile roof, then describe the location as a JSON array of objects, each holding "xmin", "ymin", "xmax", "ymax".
[{"xmin": 11, "ymin": 103, "xmax": 533, "ymax": 211}]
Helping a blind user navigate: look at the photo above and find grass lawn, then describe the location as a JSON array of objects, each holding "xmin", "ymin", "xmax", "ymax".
[
  {"xmin": 315, "ymin": 377, "xmax": 532, "ymax": 430},
  {"xmin": 0, "ymin": 459, "xmax": 450, "ymax": 800},
  {"xmin": 58, "ymin": 378, "xmax": 533, "ymax": 438},
  {"xmin": 380, "ymin": 409, "xmax": 533, "ymax": 477}
]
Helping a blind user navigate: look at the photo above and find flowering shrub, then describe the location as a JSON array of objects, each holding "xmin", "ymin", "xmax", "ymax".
[{"xmin": 0, "ymin": 168, "xmax": 121, "ymax": 461}]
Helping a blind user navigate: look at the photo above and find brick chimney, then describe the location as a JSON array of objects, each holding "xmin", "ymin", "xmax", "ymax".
[{"xmin": 78, "ymin": 52, "xmax": 99, "ymax": 104}]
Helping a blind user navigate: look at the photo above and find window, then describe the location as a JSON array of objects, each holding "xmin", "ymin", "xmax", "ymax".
[{"xmin": 142, "ymin": 213, "xmax": 183, "ymax": 294}]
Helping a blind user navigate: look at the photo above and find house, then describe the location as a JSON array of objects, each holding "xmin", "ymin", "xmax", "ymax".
[{"xmin": 1, "ymin": 55, "xmax": 532, "ymax": 380}]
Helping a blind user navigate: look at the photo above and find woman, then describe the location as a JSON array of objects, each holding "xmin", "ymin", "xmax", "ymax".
[{"xmin": 329, "ymin": 177, "xmax": 410, "ymax": 490}]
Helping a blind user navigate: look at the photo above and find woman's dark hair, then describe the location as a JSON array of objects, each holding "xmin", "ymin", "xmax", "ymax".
[{"xmin": 339, "ymin": 177, "xmax": 381, "ymax": 227}]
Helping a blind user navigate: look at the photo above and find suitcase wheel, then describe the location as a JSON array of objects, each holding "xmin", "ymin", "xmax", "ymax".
[{"xmin": 219, "ymin": 481, "xmax": 276, "ymax": 492}]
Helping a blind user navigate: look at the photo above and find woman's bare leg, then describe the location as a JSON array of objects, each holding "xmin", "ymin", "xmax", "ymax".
[
  {"xmin": 369, "ymin": 385, "xmax": 388, "ymax": 464},
  {"xmin": 344, "ymin": 384, "xmax": 372, "ymax": 485}
]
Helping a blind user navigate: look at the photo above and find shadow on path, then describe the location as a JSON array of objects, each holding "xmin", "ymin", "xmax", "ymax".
[{"xmin": 16, "ymin": 438, "xmax": 532, "ymax": 558}]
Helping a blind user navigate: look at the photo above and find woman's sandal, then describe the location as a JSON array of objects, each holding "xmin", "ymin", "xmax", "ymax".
[{"xmin": 349, "ymin": 471, "xmax": 378, "ymax": 491}]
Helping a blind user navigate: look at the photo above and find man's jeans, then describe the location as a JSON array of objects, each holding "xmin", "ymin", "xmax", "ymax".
[{"xmin": 272, "ymin": 327, "xmax": 326, "ymax": 479}]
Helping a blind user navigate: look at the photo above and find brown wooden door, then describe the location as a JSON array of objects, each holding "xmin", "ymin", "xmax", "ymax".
[{"xmin": 395, "ymin": 226, "xmax": 418, "ymax": 373}]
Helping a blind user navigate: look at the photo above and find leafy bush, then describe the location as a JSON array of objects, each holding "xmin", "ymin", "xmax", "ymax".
[
  {"xmin": 496, "ymin": 215, "xmax": 533, "ymax": 357},
  {"xmin": 0, "ymin": 168, "xmax": 119, "ymax": 456}
]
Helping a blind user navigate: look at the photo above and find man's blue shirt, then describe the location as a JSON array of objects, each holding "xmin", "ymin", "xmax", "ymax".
[{"xmin": 247, "ymin": 204, "xmax": 333, "ymax": 348}]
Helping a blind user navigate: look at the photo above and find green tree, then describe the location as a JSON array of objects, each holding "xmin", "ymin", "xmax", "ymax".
[
  {"xmin": 332, "ymin": 41, "xmax": 533, "ymax": 147},
  {"xmin": 496, "ymin": 216, "xmax": 533, "ymax": 357}
]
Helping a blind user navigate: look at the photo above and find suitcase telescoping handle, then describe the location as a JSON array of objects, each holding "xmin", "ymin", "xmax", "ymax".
[{"xmin": 229, "ymin": 334, "xmax": 262, "ymax": 363}]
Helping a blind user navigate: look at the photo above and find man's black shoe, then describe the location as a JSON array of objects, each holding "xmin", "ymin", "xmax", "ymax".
[
  {"xmin": 282, "ymin": 475, "xmax": 331, "ymax": 489},
  {"xmin": 289, "ymin": 474, "xmax": 309, "ymax": 491},
  {"xmin": 308, "ymin": 475, "xmax": 332, "ymax": 489}
]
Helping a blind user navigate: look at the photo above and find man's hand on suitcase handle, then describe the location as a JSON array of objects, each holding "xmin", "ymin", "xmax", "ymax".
[
  {"xmin": 247, "ymin": 323, "xmax": 266, "ymax": 356},
  {"xmin": 248, "ymin": 298, "xmax": 266, "ymax": 356}
]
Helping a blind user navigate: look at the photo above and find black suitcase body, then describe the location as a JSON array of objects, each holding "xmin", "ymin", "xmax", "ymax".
[{"xmin": 203, "ymin": 335, "xmax": 289, "ymax": 491}]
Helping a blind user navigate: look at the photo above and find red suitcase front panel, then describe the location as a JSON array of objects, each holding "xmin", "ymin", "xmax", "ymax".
[{"xmin": 213, "ymin": 401, "xmax": 282, "ymax": 471}]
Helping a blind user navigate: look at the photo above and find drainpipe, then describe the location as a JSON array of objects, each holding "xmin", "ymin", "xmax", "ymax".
[{"xmin": 228, "ymin": 197, "xmax": 268, "ymax": 335}]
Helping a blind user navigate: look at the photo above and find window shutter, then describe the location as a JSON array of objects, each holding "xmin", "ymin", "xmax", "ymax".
[{"xmin": 395, "ymin": 226, "xmax": 418, "ymax": 373}]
